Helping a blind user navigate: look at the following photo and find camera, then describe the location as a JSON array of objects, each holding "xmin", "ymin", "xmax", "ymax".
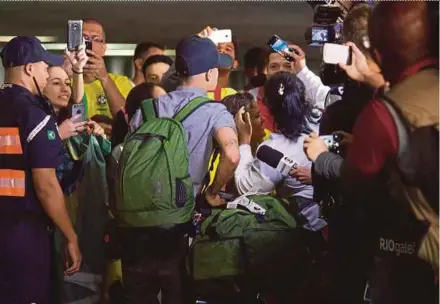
[
  {"xmin": 320, "ymin": 134, "xmax": 342, "ymax": 153},
  {"xmin": 306, "ymin": 4, "xmax": 345, "ymax": 46}
]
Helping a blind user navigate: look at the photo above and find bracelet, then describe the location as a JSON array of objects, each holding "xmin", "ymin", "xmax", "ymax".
[{"xmin": 72, "ymin": 69, "xmax": 83, "ymax": 74}]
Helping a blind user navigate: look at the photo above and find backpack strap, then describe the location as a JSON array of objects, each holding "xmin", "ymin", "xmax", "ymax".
[
  {"xmin": 173, "ymin": 96, "xmax": 212, "ymax": 123},
  {"xmin": 140, "ymin": 98, "xmax": 158, "ymax": 121},
  {"xmin": 380, "ymin": 94, "xmax": 414, "ymax": 177}
]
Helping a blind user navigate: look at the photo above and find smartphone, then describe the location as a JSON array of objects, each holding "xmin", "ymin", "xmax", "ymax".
[
  {"xmin": 209, "ymin": 29, "xmax": 232, "ymax": 44},
  {"xmin": 85, "ymin": 40, "xmax": 92, "ymax": 51},
  {"xmin": 67, "ymin": 20, "xmax": 83, "ymax": 51},
  {"xmin": 69, "ymin": 104, "xmax": 86, "ymax": 123},
  {"xmin": 267, "ymin": 35, "xmax": 294, "ymax": 62},
  {"xmin": 323, "ymin": 43, "xmax": 352, "ymax": 65}
]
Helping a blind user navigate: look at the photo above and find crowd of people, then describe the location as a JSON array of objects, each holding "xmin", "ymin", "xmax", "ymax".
[{"xmin": 0, "ymin": 1, "xmax": 438, "ymax": 304}]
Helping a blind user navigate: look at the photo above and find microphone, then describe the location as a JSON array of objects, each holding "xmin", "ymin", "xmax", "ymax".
[{"xmin": 256, "ymin": 145, "xmax": 298, "ymax": 176}]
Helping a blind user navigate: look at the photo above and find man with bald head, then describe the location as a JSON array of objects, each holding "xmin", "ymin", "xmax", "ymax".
[{"xmin": 304, "ymin": 2, "xmax": 438, "ymax": 303}]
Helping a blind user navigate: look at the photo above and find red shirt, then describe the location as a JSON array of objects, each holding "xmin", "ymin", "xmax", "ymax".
[
  {"xmin": 256, "ymin": 87, "xmax": 275, "ymax": 132},
  {"xmin": 347, "ymin": 58, "xmax": 438, "ymax": 177}
]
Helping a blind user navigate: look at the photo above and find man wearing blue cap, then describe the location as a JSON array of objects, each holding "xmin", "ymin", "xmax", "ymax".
[
  {"xmin": 0, "ymin": 36, "xmax": 81, "ymax": 304},
  {"xmin": 125, "ymin": 34, "xmax": 239, "ymax": 303}
]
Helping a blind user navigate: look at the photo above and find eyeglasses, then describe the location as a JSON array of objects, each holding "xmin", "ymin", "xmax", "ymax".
[{"xmin": 83, "ymin": 34, "xmax": 104, "ymax": 43}]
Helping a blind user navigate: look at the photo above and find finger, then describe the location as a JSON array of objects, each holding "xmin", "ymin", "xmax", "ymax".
[
  {"xmin": 338, "ymin": 62, "xmax": 348, "ymax": 70},
  {"xmin": 86, "ymin": 49, "xmax": 97, "ymax": 57},
  {"xmin": 85, "ymin": 56, "xmax": 99, "ymax": 64},
  {"xmin": 71, "ymin": 114, "xmax": 82, "ymax": 121},
  {"xmin": 235, "ymin": 107, "xmax": 246, "ymax": 123},
  {"xmin": 244, "ymin": 112, "xmax": 251, "ymax": 125},
  {"xmin": 64, "ymin": 48, "xmax": 73, "ymax": 58},
  {"xmin": 74, "ymin": 121, "xmax": 88, "ymax": 128},
  {"xmin": 345, "ymin": 41, "xmax": 362, "ymax": 57},
  {"xmin": 84, "ymin": 63, "xmax": 99, "ymax": 70},
  {"xmin": 289, "ymin": 45, "xmax": 305, "ymax": 58},
  {"xmin": 77, "ymin": 43, "xmax": 86, "ymax": 51},
  {"xmin": 309, "ymin": 132, "xmax": 318, "ymax": 139}
]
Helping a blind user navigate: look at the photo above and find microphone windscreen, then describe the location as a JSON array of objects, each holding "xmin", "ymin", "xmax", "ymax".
[{"xmin": 256, "ymin": 145, "xmax": 283, "ymax": 169}]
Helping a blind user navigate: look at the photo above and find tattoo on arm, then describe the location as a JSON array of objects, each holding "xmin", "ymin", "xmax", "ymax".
[{"xmin": 221, "ymin": 138, "xmax": 239, "ymax": 149}]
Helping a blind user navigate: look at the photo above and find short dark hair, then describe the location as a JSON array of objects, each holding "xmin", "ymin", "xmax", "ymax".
[
  {"xmin": 125, "ymin": 82, "xmax": 160, "ymax": 121},
  {"xmin": 264, "ymin": 71, "xmax": 313, "ymax": 142},
  {"xmin": 343, "ymin": 3, "xmax": 372, "ymax": 56},
  {"xmin": 222, "ymin": 92, "xmax": 255, "ymax": 116},
  {"xmin": 134, "ymin": 42, "xmax": 165, "ymax": 60},
  {"xmin": 83, "ymin": 18, "xmax": 106, "ymax": 41},
  {"xmin": 142, "ymin": 55, "xmax": 173, "ymax": 75},
  {"xmin": 244, "ymin": 47, "xmax": 265, "ymax": 69}
]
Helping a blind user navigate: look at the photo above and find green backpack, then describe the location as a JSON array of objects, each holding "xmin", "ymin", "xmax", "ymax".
[
  {"xmin": 188, "ymin": 195, "xmax": 307, "ymax": 284},
  {"xmin": 114, "ymin": 97, "xmax": 211, "ymax": 227}
]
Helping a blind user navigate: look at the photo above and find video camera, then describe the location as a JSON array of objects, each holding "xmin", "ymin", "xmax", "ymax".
[{"xmin": 306, "ymin": 3, "xmax": 346, "ymax": 46}]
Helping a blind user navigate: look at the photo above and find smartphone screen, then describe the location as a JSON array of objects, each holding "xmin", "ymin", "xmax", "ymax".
[
  {"xmin": 67, "ymin": 20, "xmax": 83, "ymax": 51},
  {"xmin": 312, "ymin": 27, "xmax": 329, "ymax": 43},
  {"xmin": 267, "ymin": 35, "xmax": 294, "ymax": 62}
]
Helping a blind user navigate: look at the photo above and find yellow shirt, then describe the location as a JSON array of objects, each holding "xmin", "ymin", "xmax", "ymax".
[
  {"xmin": 207, "ymin": 87, "xmax": 237, "ymax": 101},
  {"xmin": 208, "ymin": 129, "xmax": 272, "ymax": 186},
  {"xmin": 83, "ymin": 73, "xmax": 134, "ymax": 119}
]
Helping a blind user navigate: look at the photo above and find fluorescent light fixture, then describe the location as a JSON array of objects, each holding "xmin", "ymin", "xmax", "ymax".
[
  {"xmin": 41, "ymin": 43, "xmax": 176, "ymax": 57},
  {"xmin": 0, "ymin": 36, "xmax": 58, "ymax": 43}
]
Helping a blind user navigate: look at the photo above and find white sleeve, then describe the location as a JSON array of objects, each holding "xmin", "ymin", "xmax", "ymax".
[
  {"xmin": 296, "ymin": 66, "xmax": 331, "ymax": 110},
  {"xmin": 234, "ymin": 144, "xmax": 278, "ymax": 195}
]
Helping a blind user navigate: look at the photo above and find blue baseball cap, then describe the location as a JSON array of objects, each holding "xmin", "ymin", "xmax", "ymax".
[
  {"xmin": 175, "ymin": 35, "xmax": 220, "ymax": 77},
  {"xmin": 0, "ymin": 36, "xmax": 63, "ymax": 68}
]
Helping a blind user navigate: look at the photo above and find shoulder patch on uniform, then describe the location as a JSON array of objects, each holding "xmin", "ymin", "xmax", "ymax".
[{"xmin": 47, "ymin": 130, "xmax": 56, "ymax": 141}]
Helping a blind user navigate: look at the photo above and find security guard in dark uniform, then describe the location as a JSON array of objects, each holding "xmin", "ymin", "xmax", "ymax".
[{"xmin": 0, "ymin": 36, "xmax": 82, "ymax": 304}]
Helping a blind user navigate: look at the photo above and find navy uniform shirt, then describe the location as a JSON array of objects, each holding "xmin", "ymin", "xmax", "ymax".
[{"xmin": 0, "ymin": 83, "xmax": 63, "ymax": 219}]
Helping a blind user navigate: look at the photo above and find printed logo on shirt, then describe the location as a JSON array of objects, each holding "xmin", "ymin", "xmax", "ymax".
[
  {"xmin": 97, "ymin": 93, "xmax": 108, "ymax": 107},
  {"xmin": 47, "ymin": 130, "xmax": 56, "ymax": 141},
  {"xmin": 379, "ymin": 237, "xmax": 416, "ymax": 256}
]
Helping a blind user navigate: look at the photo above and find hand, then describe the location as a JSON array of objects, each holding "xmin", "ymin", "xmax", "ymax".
[
  {"xmin": 234, "ymin": 107, "xmax": 252, "ymax": 145},
  {"xmin": 204, "ymin": 187, "xmax": 226, "ymax": 207},
  {"xmin": 290, "ymin": 166, "xmax": 312, "ymax": 185},
  {"xmin": 58, "ymin": 116, "xmax": 88, "ymax": 140},
  {"xmin": 288, "ymin": 44, "xmax": 307, "ymax": 73},
  {"xmin": 196, "ymin": 26, "xmax": 216, "ymax": 40},
  {"xmin": 84, "ymin": 49, "xmax": 108, "ymax": 81},
  {"xmin": 333, "ymin": 130, "xmax": 354, "ymax": 147},
  {"xmin": 339, "ymin": 42, "xmax": 372, "ymax": 82},
  {"xmin": 303, "ymin": 132, "xmax": 328, "ymax": 162},
  {"xmin": 65, "ymin": 44, "xmax": 88, "ymax": 73},
  {"xmin": 85, "ymin": 120, "xmax": 105, "ymax": 136},
  {"xmin": 64, "ymin": 241, "xmax": 82, "ymax": 276}
]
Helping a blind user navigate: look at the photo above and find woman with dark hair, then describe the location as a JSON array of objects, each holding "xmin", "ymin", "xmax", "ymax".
[
  {"xmin": 234, "ymin": 71, "xmax": 326, "ymax": 232},
  {"xmin": 222, "ymin": 92, "xmax": 267, "ymax": 152}
]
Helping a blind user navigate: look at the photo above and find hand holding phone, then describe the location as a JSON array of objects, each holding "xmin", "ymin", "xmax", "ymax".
[
  {"xmin": 69, "ymin": 104, "xmax": 86, "ymax": 123},
  {"xmin": 267, "ymin": 35, "xmax": 301, "ymax": 63}
]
